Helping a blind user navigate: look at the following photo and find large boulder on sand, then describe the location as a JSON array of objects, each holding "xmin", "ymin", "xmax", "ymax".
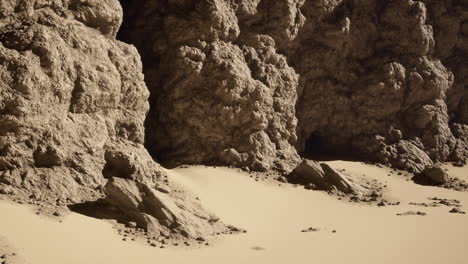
[
  {"xmin": 320, "ymin": 163, "xmax": 358, "ymax": 194},
  {"xmin": 288, "ymin": 159, "xmax": 361, "ymax": 194},
  {"xmin": 420, "ymin": 165, "xmax": 449, "ymax": 184},
  {"xmin": 104, "ymin": 177, "xmax": 226, "ymax": 238},
  {"xmin": 289, "ymin": 160, "xmax": 327, "ymax": 184}
]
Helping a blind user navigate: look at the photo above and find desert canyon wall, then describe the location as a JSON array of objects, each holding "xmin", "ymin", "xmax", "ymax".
[{"xmin": 118, "ymin": 0, "xmax": 468, "ymax": 173}]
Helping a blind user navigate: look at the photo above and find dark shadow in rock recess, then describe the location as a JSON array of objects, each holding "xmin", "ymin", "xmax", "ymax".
[
  {"xmin": 68, "ymin": 199, "xmax": 132, "ymax": 224},
  {"xmin": 302, "ymin": 131, "xmax": 358, "ymax": 162}
]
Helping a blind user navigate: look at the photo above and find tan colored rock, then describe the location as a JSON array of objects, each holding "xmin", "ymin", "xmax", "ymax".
[
  {"xmin": 320, "ymin": 164, "xmax": 358, "ymax": 194},
  {"xmin": 105, "ymin": 178, "xmax": 143, "ymax": 211},
  {"xmin": 104, "ymin": 178, "xmax": 226, "ymax": 238},
  {"xmin": 119, "ymin": 0, "xmax": 467, "ymax": 173},
  {"xmin": 288, "ymin": 159, "xmax": 362, "ymax": 194},
  {"xmin": 421, "ymin": 165, "xmax": 449, "ymax": 184},
  {"xmin": 289, "ymin": 159, "xmax": 326, "ymax": 185},
  {"xmin": 0, "ymin": 0, "xmax": 227, "ymax": 239},
  {"xmin": 120, "ymin": 1, "xmax": 300, "ymax": 172}
]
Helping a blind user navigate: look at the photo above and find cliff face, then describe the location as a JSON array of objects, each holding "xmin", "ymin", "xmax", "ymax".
[
  {"xmin": 119, "ymin": 0, "xmax": 301, "ymax": 172},
  {"xmin": 0, "ymin": 0, "xmax": 225, "ymax": 238},
  {"xmin": 0, "ymin": 0, "xmax": 151, "ymax": 200},
  {"xmin": 119, "ymin": 0, "xmax": 468, "ymax": 172},
  {"xmin": 292, "ymin": 0, "xmax": 468, "ymax": 172}
]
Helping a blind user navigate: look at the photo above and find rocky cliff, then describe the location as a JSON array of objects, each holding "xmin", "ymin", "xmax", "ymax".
[
  {"xmin": 0, "ymin": 0, "xmax": 226, "ymax": 239},
  {"xmin": 119, "ymin": 0, "xmax": 467, "ymax": 172}
]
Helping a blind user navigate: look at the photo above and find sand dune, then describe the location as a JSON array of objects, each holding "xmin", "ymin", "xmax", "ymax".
[{"xmin": 1, "ymin": 161, "xmax": 467, "ymax": 264}]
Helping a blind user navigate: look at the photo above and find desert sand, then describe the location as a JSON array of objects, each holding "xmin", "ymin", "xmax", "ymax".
[{"xmin": 1, "ymin": 161, "xmax": 467, "ymax": 264}]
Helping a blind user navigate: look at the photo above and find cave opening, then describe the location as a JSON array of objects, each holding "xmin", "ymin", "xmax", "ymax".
[
  {"xmin": 303, "ymin": 132, "xmax": 325, "ymax": 159},
  {"xmin": 302, "ymin": 132, "xmax": 357, "ymax": 162}
]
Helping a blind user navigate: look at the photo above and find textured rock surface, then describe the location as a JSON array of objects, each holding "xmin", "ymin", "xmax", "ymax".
[
  {"xmin": 290, "ymin": 0, "xmax": 468, "ymax": 172},
  {"xmin": 288, "ymin": 159, "xmax": 362, "ymax": 194},
  {"xmin": 0, "ymin": 0, "xmax": 150, "ymax": 200},
  {"xmin": 119, "ymin": 0, "xmax": 468, "ymax": 173},
  {"xmin": 0, "ymin": 0, "xmax": 225, "ymax": 238},
  {"xmin": 420, "ymin": 165, "xmax": 448, "ymax": 184},
  {"xmin": 104, "ymin": 177, "xmax": 225, "ymax": 238},
  {"xmin": 119, "ymin": 0, "xmax": 301, "ymax": 172}
]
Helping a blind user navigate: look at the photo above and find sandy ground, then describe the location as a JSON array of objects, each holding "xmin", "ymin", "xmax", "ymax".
[{"xmin": 0, "ymin": 161, "xmax": 467, "ymax": 264}]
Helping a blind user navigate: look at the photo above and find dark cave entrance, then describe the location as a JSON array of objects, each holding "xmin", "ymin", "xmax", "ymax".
[
  {"xmin": 304, "ymin": 132, "xmax": 325, "ymax": 159},
  {"xmin": 302, "ymin": 132, "xmax": 357, "ymax": 162}
]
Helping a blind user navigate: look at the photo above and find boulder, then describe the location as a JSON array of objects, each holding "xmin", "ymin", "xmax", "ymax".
[
  {"xmin": 104, "ymin": 177, "xmax": 226, "ymax": 238},
  {"xmin": 421, "ymin": 165, "xmax": 449, "ymax": 184},
  {"xmin": 320, "ymin": 163, "xmax": 358, "ymax": 194},
  {"xmin": 290, "ymin": 159, "xmax": 327, "ymax": 185},
  {"xmin": 288, "ymin": 159, "xmax": 361, "ymax": 194}
]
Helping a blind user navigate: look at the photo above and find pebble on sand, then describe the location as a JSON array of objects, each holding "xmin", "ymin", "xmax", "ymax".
[{"xmin": 449, "ymin": 208, "xmax": 466, "ymax": 214}]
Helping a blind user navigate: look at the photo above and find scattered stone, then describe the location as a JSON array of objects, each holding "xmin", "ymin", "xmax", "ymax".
[
  {"xmin": 377, "ymin": 201, "xmax": 386, "ymax": 207},
  {"xmin": 397, "ymin": 211, "xmax": 427, "ymax": 216},
  {"xmin": 251, "ymin": 246, "xmax": 266, "ymax": 251},
  {"xmin": 449, "ymin": 208, "xmax": 466, "ymax": 214},
  {"xmin": 0, "ymin": 186, "xmax": 15, "ymax": 195},
  {"xmin": 127, "ymin": 222, "xmax": 137, "ymax": 228},
  {"xmin": 277, "ymin": 176, "xmax": 288, "ymax": 183},
  {"xmin": 301, "ymin": 227, "xmax": 320, "ymax": 233}
]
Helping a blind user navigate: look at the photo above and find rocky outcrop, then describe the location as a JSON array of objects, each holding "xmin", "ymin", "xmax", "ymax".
[
  {"xmin": 119, "ymin": 0, "xmax": 467, "ymax": 173},
  {"xmin": 0, "ymin": 0, "xmax": 151, "ymax": 201},
  {"xmin": 104, "ymin": 177, "xmax": 225, "ymax": 238},
  {"xmin": 290, "ymin": 0, "xmax": 467, "ymax": 172},
  {"xmin": 420, "ymin": 165, "xmax": 448, "ymax": 184},
  {"xmin": 287, "ymin": 159, "xmax": 362, "ymax": 194},
  {"xmin": 0, "ymin": 0, "xmax": 225, "ymax": 238}
]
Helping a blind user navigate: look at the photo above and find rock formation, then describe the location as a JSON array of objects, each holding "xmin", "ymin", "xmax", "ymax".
[
  {"xmin": 119, "ymin": 0, "xmax": 301, "ymax": 172},
  {"xmin": 104, "ymin": 177, "xmax": 225, "ymax": 239},
  {"xmin": 287, "ymin": 159, "xmax": 362, "ymax": 194},
  {"xmin": 119, "ymin": 0, "xmax": 467, "ymax": 173},
  {"xmin": 292, "ymin": 0, "xmax": 468, "ymax": 172},
  {"xmin": 0, "ymin": 0, "xmax": 226, "ymax": 238}
]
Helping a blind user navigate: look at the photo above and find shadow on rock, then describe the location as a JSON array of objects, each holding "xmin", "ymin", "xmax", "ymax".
[{"xmin": 68, "ymin": 199, "xmax": 132, "ymax": 224}]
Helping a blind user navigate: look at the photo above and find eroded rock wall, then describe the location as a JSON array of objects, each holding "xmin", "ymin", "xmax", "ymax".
[
  {"xmin": 0, "ymin": 0, "xmax": 225, "ymax": 238},
  {"xmin": 119, "ymin": 0, "xmax": 301, "ymax": 172},
  {"xmin": 120, "ymin": 0, "xmax": 467, "ymax": 172},
  {"xmin": 290, "ymin": 0, "xmax": 468, "ymax": 172}
]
